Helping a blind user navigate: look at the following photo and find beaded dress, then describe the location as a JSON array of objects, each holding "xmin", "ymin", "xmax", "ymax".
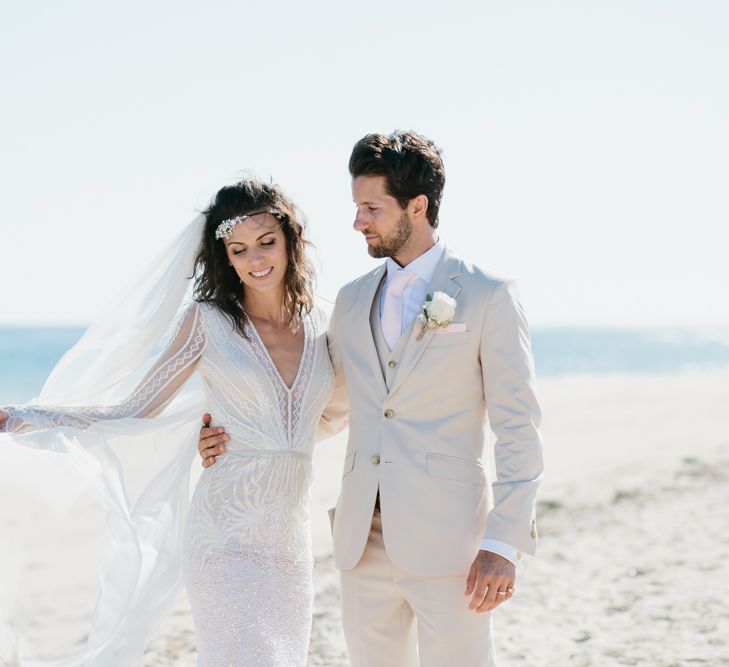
[{"xmin": 4, "ymin": 301, "xmax": 336, "ymax": 666}]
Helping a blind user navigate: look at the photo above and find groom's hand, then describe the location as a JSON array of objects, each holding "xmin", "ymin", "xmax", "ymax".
[
  {"xmin": 465, "ymin": 550, "xmax": 516, "ymax": 612},
  {"xmin": 198, "ymin": 412, "xmax": 229, "ymax": 468}
]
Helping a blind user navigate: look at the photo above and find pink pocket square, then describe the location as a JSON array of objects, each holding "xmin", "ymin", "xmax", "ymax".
[{"xmin": 434, "ymin": 322, "xmax": 468, "ymax": 334}]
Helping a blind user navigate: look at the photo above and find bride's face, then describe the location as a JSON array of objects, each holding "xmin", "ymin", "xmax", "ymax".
[{"xmin": 224, "ymin": 213, "xmax": 289, "ymax": 298}]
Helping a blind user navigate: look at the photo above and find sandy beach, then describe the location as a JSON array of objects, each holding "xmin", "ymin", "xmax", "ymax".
[{"xmin": 3, "ymin": 369, "xmax": 728, "ymax": 666}]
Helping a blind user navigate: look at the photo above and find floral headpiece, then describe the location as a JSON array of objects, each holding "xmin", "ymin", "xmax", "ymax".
[{"xmin": 215, "ymin": 209, "xmax": 286, "ymax": 240}]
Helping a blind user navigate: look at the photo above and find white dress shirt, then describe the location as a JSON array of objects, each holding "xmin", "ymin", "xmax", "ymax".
[{"xmin": 379, "ymin": 238, "xmax": 523, "ymax": 567}]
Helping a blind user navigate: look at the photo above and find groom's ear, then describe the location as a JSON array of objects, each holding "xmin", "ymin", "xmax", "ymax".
[{"xmin": 409, "ymin": 194, "xmax": 429, "ymax": 223}]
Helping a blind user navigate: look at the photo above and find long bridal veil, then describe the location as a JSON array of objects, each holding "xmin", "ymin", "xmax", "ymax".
[{"xmin": 0, "ymin": 214, "xmax": 208, "ymax": 666}]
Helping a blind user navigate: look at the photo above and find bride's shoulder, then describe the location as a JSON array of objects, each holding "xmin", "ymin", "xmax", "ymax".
[
  {"xmin": 178, "ymin": 300, "xmax": 205, "ymax": 321},
  {"xmin": 308, "ymin": 302, "xmax": 333, "ymax": 334},
  {"xmin": 178, "ymin": 300, "xmax": 218, "ymax": 332},
  {"xmin": 188, "ymin": 300, "xmax": 216, "ymax": 314}
]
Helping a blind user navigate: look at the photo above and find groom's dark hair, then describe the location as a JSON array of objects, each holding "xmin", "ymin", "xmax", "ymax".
[{"xmin": 348, "ymin": 130, "xmax": 445, "ymax": 229}]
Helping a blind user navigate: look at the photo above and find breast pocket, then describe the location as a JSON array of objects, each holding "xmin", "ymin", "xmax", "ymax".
[{"xmin": 426, "ymin": 332, "xmax": 471, "ymax": 349}]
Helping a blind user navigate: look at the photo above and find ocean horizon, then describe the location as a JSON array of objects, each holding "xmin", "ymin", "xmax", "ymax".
[{"xmin": 2, "ymin": 325, "xmax": 729, "ymax": 405}]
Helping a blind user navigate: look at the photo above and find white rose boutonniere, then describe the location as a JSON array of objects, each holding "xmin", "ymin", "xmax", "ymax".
[{"xmin": 416, "ymin": 291, "xmax": 457, "ymax": 340}]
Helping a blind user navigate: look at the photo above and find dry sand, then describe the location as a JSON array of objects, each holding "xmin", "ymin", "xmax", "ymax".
[{"xmin": 5, "ymin": 370, "xmax": 729, "ymax": 666}]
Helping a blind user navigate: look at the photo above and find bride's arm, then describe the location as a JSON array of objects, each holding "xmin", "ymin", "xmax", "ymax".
[
  {"xmin": 1, "ymin": 303, "xmax": 206, "ymax": 434},
  {"xmin": 316, "ymin": 298, "xmax": 349, "ymax": 442}
]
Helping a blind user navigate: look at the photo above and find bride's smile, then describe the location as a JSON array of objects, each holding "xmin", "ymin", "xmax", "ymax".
[{"xmin": 249, "ymin": 266, "xmax": 273, "ymax": 279}]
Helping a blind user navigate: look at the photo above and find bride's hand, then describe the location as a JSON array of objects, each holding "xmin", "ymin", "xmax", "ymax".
[
  {"xmin": 198, "ymin": 413, "xmax": 229, "ymax": 468},
  {"xmin": 0, "ymin": 409, "xmax": 9, "ymax": 431}
]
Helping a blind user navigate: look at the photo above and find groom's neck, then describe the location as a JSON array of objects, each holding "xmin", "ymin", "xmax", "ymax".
[{"xmin": 392, "ymin": 229, "xmax": 439, "ymax": 268}]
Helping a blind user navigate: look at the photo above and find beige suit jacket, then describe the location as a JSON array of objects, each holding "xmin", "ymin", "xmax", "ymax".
[{"xmin": 323, "ymin": 246, "xmax": 544, "ymax": 576}]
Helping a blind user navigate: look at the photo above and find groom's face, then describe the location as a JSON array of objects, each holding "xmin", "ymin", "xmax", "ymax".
[{"xmin": 352, "ymin": 175, "xmax": 412, "ymax": 259}]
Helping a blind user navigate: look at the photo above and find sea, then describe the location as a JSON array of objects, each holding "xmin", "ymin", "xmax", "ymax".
[{"xmin": 1, "ymin": 326, "xmax": 729, "ymax": 405}]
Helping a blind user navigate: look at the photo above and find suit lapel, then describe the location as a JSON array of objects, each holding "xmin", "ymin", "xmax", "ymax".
[
  {"xmin": 388, "ymin": 248, "xmax": 463, "ymax": 397},
  {"xmin": 355, "ymin": 264, "xmax": 388, "ymax": 396}
]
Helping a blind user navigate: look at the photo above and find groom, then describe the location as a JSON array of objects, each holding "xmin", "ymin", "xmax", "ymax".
[{"xmin": 199, "ymin": 131, "xmax": 544, "ymax": 666}]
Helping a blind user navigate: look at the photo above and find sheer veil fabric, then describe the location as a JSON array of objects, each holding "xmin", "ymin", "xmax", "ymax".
[{"xmin": 0, "ymin": 214, "xmax": 210, "ymax": 665}]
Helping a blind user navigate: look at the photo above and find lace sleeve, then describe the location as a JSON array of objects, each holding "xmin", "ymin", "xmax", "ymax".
[
  {"xmin": 2, "ymin": 303, "xmax": 206, "ymax": 434},
  {"xmin": 316, "ymin": 299, "xmax": 349, "ymax": 441}
]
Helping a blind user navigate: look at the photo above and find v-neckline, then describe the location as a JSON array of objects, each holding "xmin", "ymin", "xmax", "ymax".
[{"xmin": 246, "ymin": 315, "xmax": 308, "ymax": 393}]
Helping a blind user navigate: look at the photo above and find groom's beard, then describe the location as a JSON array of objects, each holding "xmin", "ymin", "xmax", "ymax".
[{"xmin": 367, "ymin": 212, "xmax": 413, "ymax": 259}]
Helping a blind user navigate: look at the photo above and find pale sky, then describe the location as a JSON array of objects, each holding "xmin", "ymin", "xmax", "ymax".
[{"xmin": 1, "ymin": 0, "xmax": 727, "ymax": 327}]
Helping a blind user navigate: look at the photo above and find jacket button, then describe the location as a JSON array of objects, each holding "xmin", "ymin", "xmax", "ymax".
[
  {"xmin": 388, "ymin": 360, "xmax": 397, "ymax": 368},
  {"xmin": 384, "ymin": 409, "xmax": 395, "ymax": 419},
  {"xmin": 371, "ymin": 455, "xmax": 381, "ymax": 465}
]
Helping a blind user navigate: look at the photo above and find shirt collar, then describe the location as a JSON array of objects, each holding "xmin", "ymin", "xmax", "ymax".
[{"xmin": 385, "ymin": 236, "xmax": 445, "ymax": 285}]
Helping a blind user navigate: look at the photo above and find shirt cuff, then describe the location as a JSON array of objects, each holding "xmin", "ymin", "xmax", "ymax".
[{"xmin": 479, "ymin": 538, "xmax": 525, "ymax": 568}]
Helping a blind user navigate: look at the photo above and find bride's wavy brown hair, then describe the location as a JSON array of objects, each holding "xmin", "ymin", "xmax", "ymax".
[{"xmin": 193, "ymin": 177, "xmax": 315, "ymax": 337}]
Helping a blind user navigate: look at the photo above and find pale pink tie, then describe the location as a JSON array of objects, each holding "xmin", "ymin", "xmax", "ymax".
[{"xmin": 381, "ymin": 270, "xmax": 414, "ymax": 351}]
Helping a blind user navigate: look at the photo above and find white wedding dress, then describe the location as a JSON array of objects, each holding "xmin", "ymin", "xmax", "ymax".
[{"xmin": 4, "ymin": 301, "xmax": 336, "ymax": 666}]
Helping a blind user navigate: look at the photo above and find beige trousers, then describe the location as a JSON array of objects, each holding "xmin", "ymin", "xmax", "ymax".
[{"xmin": 340, "ymin": 510, "xmax": 496, "ymax": 667}]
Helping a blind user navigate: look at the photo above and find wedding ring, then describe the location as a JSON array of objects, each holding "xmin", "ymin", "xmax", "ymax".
[
  {"xmin": 497, "ymin": 590, "xmax": 507, "ymax": 596},
  {"xmin": 507, "ymin": 587, "xmax": 515, "ymax": 593}
]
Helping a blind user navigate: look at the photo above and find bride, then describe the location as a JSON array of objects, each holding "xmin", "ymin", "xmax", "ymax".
[{"xmin": 0, "ymin": 178, "xmax": 347, "ymax": 666}]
